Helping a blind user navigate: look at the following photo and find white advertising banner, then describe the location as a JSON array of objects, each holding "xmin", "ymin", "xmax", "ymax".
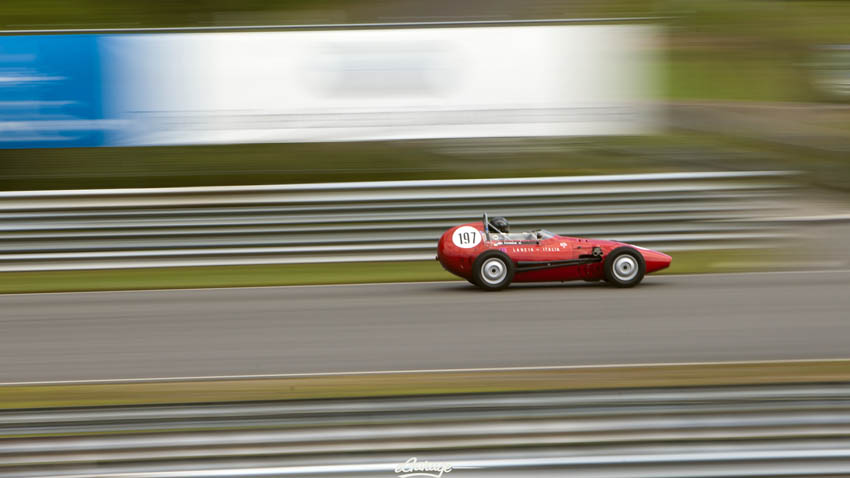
[{"xmin": 100, "ymin": 25, "xmax": 658, "ymax": 146}]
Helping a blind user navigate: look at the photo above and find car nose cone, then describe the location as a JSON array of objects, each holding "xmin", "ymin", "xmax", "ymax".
[{"xmin": 641, "ymin": 249, "xmax": 672, "ymax": 274}]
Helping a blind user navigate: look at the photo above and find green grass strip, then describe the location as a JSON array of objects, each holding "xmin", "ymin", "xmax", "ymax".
[
  {"xmin": 0, "ymin": 249, "xmax": 780, "ymax": 294},
  {"xmin": 2, "ymin": 360, "xmax": 849, "ymax": 409}
]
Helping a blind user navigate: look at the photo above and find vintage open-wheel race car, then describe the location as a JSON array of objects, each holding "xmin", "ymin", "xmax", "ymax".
[{"xmin": 437, "ymin": 214, "xmax": 672, "ymax": 291}]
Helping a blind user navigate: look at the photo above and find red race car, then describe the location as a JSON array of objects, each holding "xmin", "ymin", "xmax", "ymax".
[{"xmin": 437, "ymin": 214, "xmax": 672, "ymax": 291}]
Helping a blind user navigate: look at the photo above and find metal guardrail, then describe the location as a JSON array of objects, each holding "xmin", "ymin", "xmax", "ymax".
[
  {"xmin": 1, "ymin": 383, "xmax": 849, "ymax": 477},
  {"xmin": 0, "ymin": 171, "xmax": 797, "ymax": 271}
]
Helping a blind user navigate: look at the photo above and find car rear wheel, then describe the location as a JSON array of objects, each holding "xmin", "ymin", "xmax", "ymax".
[
  {"xmin": 472, "ymin": 251, "xmax": 515, "ymax": 291},
  {"xmin": 603, "ymin": 247, "xmax": 646, "ymax": 288}
]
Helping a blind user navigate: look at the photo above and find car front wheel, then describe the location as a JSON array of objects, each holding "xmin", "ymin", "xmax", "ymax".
[
  {"xmin": 472, "ymin": 251, "xmax": 515, "ymax": 291},
  {"xmin": 603, "ymin": 247, "xmax": 646, "ymax": 288}
]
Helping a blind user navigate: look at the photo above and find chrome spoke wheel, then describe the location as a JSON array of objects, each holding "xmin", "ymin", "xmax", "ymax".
[{"xmin": 480, "ymin": 258, "xmax": 507, "ymax": 285}]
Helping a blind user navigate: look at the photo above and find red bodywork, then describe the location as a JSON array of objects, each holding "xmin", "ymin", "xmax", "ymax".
[{"xmin": 437, "ymin": 222, "xmax": 671, "ymax": 283}]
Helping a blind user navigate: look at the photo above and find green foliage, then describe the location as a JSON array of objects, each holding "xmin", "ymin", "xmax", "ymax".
[{"xmin": 0, "ymin": 0, "xmax": 654, "ymax": 29}]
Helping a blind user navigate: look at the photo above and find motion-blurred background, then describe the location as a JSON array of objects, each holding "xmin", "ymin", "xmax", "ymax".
[
  {"xmin": 2, "ymin": 3, "xmax": 850, "ymax": 478},
  {"xmin": 0, "ymin": 0, "xmax": 850, "ymax": 190},
  {"xmin": 1, "ymin": 0, "xmax": 849, "ymax": 192},
  {"xmin": 0, "ymin": 0, "xmax": 848, "ymax": 288}
]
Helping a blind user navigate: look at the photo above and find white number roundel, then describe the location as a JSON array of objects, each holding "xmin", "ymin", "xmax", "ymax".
[{"xmin": 451, "ymin": 226, "xmax": 482, "ymax": 248}]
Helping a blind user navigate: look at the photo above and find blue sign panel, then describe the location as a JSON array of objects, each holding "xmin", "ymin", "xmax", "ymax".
[{"xmin": 0, "ymin": 35, "xmax": 104, "ymax": 148}]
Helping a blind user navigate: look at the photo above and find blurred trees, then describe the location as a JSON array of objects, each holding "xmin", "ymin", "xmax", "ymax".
[{"xmin": 1, "ymin": 0, "xmax": 848, "ymax": 191}]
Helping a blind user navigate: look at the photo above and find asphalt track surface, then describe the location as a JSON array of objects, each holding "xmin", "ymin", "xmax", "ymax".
[{"xmin": 1, "ymin": 270, "xmax": 849, "ymax": 383}]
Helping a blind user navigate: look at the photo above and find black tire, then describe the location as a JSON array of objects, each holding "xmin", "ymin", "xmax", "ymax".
[
  {"xmin": 603, "ymin": 246, "xmax": 646, "ymax": 288},
  {"xmin": 472, "ymin": 251, "xmax": 515, "ymax": 291}
]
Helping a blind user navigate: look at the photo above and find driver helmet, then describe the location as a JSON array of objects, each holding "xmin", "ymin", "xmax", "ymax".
[{"xmin": 490, "ymin": 216, "xmax": 510, "ymax": 233}]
